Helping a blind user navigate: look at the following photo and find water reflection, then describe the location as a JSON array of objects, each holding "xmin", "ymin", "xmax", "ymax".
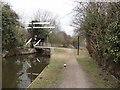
[{"xmin": 2, "ymin": 53, "xmax": 50, "ymax": 88}]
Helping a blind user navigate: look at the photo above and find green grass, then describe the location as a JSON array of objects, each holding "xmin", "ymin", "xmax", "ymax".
[
  {"xmin": 28, "ymin": 48, "xmax": 66, "ymax": 88},
  {"xmin": 54, "ymin": 48, "xmax": 66, "ymax": 54},
  {"xmin": 77, "ymin": 57, "xmax": 117, "ymax": 88}
]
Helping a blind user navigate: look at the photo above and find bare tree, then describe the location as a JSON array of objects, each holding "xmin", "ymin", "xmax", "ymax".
[{"xmin": 34, "ymin": 10, "xmax": 61, "ymax": 31}]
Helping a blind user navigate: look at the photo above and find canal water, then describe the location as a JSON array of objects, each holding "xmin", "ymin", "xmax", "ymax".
[{"xmin": 2, "ymin": 53, "xmax": 50, "ymax": 88}]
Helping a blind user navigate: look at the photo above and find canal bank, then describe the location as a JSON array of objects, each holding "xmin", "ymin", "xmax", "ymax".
[
  {"xmin": 28, "ymin": 48, "xmax": 67, "ymax": 88},
  {"xmin": 2, "ymin": 47, "xmax": 50, "ymax": 58},
  {"xmin": 76, "ymin": 48, "xmax": 119, "ymax": 88}
]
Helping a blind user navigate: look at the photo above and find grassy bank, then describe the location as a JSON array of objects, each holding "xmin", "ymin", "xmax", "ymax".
[
  {"xmin": 28, "ymin": 48, "xmax": 66, "ymax": 88},
  {"xmin": 76, "ymin": 48, "xmax": 118, "ymax": 88}
]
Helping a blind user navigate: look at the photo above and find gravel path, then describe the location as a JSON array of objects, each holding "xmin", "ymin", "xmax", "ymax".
[{"xmin": 58, "ymin": 49, "xmax": 93, "ymax": 88}]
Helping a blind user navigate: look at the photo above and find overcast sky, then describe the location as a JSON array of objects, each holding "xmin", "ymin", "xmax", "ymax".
[{"xmin": 4, "ymin": 0, "xmax": 76, "ymax": 36}]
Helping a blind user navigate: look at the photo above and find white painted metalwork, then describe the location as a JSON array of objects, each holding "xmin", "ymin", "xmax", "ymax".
[
  {"xmin": 34, "ymin": 39, "xmax": 41, "ymax": 46},
  {"xmin": 26, "ymin": 22, "xmax": 50, "ymax": 25},
  {"xmin": 27, "ymin": 26, "xmax": 55, "ymax": 29},
  {"xmin": 25, "ymin": 38, "xmax": 32, "ymax": 46}
]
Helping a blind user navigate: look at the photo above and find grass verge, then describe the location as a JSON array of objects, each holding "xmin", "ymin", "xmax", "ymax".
[
  {"xmin": 28, "ymin": 48, "xmax": 66, "ymax": 88},
  {"xmin": 76, "ymin": 48, "xmax": 117, "ymax": 88},
  {"xmin": 54, "ymin": 48, "xmax": 66, "ymax": 54}
]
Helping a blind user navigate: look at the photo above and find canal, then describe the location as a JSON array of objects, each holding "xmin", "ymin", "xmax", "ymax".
[{"xmin": 2, "ymin": 53, "xmax": 50, "ymax": 88}]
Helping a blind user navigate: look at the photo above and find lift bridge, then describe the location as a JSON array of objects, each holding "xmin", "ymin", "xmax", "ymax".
[
  {"xmin": 25, "ymin": 22, "xmax": 55, "ymax": 50},
  {"xmin": 25, "ymin": 38, "xmax": 51, "ymax": 50}
]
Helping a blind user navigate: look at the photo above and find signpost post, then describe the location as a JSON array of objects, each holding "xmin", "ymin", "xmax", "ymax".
[{"xmin": 77, "ymin": 35, "xmax": 80, "ymax": 55}]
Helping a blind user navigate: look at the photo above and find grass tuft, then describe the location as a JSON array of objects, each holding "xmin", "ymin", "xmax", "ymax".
[{"xmin": 28, "ymin": 48, "xmax": 66, "ymax": 88}]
